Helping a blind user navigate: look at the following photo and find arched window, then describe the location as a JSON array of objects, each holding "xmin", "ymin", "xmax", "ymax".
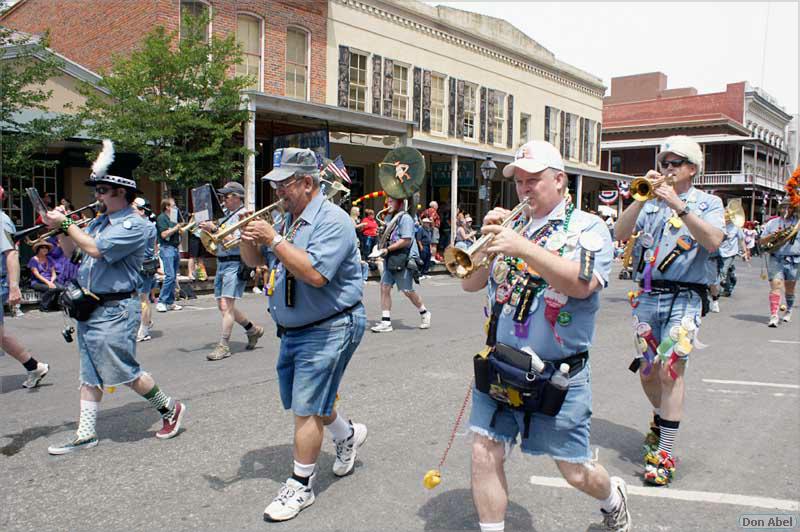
[
  {"xmin": 286, "ymin": 27, "xmax": 309, "ymax": 100},
  {"xmin": 180, "ymin": 0, "xmax": 211, "ymax": 43},
  {"xmin": 236, "ymin": 14, "xmax": 262, "ymax": 91}
]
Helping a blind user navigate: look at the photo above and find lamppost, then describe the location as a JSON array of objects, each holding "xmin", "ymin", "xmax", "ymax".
[{"xmin": 480, "ymin": 156, "xmax": 497, "ymax": 219}]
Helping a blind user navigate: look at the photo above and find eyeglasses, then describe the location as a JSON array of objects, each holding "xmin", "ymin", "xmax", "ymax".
[
  {"xmin": 270, "ymin": 177, "xmax": 300, "ymax": 191},
  {"xmin": 660, "ymin": 159, "xmax": 688, "ymax": 169},
  {"xmin": 94, "ymin": 186, "xmax": 112, "ymax": 195}
]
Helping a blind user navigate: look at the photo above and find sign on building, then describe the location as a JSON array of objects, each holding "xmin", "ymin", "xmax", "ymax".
[{"xmin": 431, "ymin": 160, "xmax": 476, "ymax": 187}]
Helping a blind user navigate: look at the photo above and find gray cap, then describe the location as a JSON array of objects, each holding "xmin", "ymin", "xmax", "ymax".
[
  {"xmin": 262, "ymin": 148, "xmax": 319, "ymax": 182},
  {"xmin": 217, "ymin": 181, "xmax": 245, "ymax": 197}
]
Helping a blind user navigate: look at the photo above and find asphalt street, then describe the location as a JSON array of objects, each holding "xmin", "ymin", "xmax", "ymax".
[{"xmin": 1, "ymin": 260, "xmax": 798, "ymax": 531}]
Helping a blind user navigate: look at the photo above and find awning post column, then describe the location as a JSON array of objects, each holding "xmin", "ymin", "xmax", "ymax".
[
  {"xmin": 450, "ymin": 154, "xmax": 458, "ymax": 248},
  {"xmin": 243, "ymin": 96, "xmax": 257, "ymax": 210}
]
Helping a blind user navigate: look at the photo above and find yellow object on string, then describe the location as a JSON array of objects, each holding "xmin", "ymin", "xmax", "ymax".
[
  {"xmin": 106, "ymin": 386, "xmax": 116, "ymax": 394},
  {"xmin": 423, "ymin": 469, "xmax": 442, "ymax": 489},
  {"xmin": 267, "ymin": 268, "xmax": 276, "ymax": 296}
]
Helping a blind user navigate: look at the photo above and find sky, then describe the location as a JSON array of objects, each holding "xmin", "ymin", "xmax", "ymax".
[{"xmin": 425, "ymin": 1, "xmax": 799, "ymax": 115}]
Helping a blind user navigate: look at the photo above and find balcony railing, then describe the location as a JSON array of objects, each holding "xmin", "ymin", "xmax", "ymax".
[{"xmin": 695, "ymin": 172, "xmax": 785, "ymax": 191}]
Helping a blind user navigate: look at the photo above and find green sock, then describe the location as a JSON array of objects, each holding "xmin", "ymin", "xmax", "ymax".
[{"xmin": 143, "ymin": 385, "xmax": 173, "ymax": 417}]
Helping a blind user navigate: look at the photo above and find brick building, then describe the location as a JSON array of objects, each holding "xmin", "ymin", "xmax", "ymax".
[{"xmin": 601, "ymin": 72, "xmax": 793, "ymax": 221}]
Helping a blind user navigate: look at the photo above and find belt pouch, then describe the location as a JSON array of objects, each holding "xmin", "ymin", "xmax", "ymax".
[
  {"xmin": 539, "ymin": 378, "xmax": 568, "ymax": 417},
  {"xmin": 474, "ymin": 354, "xmax": 491, "ymax": 393}
]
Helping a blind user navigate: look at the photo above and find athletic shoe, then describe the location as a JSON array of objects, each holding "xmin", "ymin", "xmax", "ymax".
[
  {"xmin": 13, "ymin": 305, "xmax": 24, "ymax": 318},
  {"xmin": 332, "ymin": 422, "xmax": 368, "ymax": 477},
  {"xmin": 168, "ymin": 303, "xmax": 183, "ymax": 311},
  {"xmin": 420, "ymin": 311, "xmax": 432, "ymax": 329},
  {"xmin": 595, "ymin": 476, "xmax": 631, "ymax": 531},
  {"xmin": 156, "ymin": 401, "xmax": 186, "ymax": 439},
  {"xmin": 709, "ymin": 300, "xmax": 720, "ymax": 313},
  {"xmin": 207, "ymin": 344, "xmax": 231, "ymax": 361},
  {"xmin": 644, "ymin": 450, "xmax": 676, "ymax": 486},
  {"xmin": 782, "ymin": 309, "xmax": 793, "ymax": 323},
  {"xmin": 48, "ymin": 435, "xmax": 98, "ymax": 455},
  {"xmin": 263, "ymin": 476, "xmax": 316, "ymax": 522},
  {"xmin": 768, "ymin": 314, "xmax": 780, "ymax": 327},
  {"xmin": 252, "ymin": 286, "xmax": 263, "ymax": 294},
  {"xmin": 371, "ymin": 321, "xmax": 393, "ymax": 333},
  {"xmin": 22, "ymin": 362, "xmax": 49, "ymax": 389},
  {"xmin": 246, "ymin": 325, "xmax": 264, "ymax": 350},
  {"xmin": 156, "ymin": 302, "xmax": 168, "ymax": 312},
  {"xmin": 136, "ymin": 328, "xmax": 151, "ymax": 342}
]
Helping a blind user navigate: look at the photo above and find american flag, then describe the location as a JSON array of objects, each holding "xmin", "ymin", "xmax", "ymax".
[{"xmin": 325, "ymin": 155, "xmax": 351, "ymax": 184}]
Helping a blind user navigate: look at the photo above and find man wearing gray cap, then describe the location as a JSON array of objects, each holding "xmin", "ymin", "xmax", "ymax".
[
  {"xmin": 240, "ymin": 148, "xmax": 367, "ymax": 523},
  {"xmin": 199, "ymin": 181, "xmax": 264, "ymax": 361}
]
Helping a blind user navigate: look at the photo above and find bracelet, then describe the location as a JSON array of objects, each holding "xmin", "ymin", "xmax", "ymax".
[{"xmin": 60, "ymin": 218, "xmax": 75, "ymax": 233}]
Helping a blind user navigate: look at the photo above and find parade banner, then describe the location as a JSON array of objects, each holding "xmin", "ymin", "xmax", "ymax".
[{"xmin": 599, "ymin": 190, "xmax": 619, "ymax": 204}]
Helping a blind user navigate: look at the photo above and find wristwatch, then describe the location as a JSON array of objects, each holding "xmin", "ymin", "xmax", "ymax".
[
  {"xmin": 677, "ymin": 205, "xmax": 691, "ymax": 218},
  {"xmin": 269, "ymin": 234, "xmax": 284, "ymax": 251}
]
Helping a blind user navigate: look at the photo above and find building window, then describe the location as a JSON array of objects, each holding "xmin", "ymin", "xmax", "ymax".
[
  {"xmin": 547, "ymin": 107, "xmax": 560, "ymax": 147},
  {"xmin": 286, "ymin": 27, "xmax": 309, "ymax": 100},
  {"xmin": 569, "ymin": 114, "xmax": 579, "ymax": 159},
  {"xmin": 391, "ymin": 64, "xmax": 409, "ymax": 121},
  {"xmin": 586, "ymin": 120, "xmax": 596, "ymax": 163},
  {"xmin": 463, "ymin": 83, "xmax": 477, "ymax": 140},
  {"xmin": 611, "ymin": 155, "xmax": 622, "ymax": 173},
  {"xmin": 236, "ymin": 15, "xmax": 261, "ymax": 91},
  {"xmin": 180, "ymin": 0, "xmax": 210, "ymax": 43},
  {"xmin": 492, "ymin": 92, "xmax": 505, "ymax": 146},
  {"xmin": 430, "ymin": 74, "xmax": 446, "ymax": 134},
  {"xmin": 348, "ymin": 52, "xmax": 368, "ymax": 111},
  {"xmin": 519, "ymin": 113, "xmax": 530, "ymax": 145}
]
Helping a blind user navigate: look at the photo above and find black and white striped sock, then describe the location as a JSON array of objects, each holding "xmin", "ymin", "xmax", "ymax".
[{"xmin": 656, "ymin": 419, "xmax": 680, "ymax": 456}]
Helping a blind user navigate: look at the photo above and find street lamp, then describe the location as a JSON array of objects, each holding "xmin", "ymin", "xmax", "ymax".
[{"xmin": 480, "ymin": 156, "xmax": 497, "ymax": 217}]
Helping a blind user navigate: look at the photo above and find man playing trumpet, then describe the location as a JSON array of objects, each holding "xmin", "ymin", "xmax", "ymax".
[
  {"xmin": 199, "ymin": 181, "xmax": 264, "ymax": 361},
  {"xmin": 615, "ymin": 135, "xmax": 724, "ymax": 486},
  {"xmin": 462, "ymin": 141, "xmax": 629, "ymax": 532}
]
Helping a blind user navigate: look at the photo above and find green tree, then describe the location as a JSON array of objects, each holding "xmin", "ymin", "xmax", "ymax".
[{"xmin": 77, "ymin": 13, "xmax": 253, "ymax": 188}]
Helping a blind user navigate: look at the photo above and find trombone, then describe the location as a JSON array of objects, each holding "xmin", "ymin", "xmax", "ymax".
[
  {"xmin": 26, "ymin": 217, "xmax": 93, "ymax": 247},
  {"xmin": 630, "ymin": 174, "xmax": 675, "ymax": 202},
  {"xmin": 207, "ymin": 200, "xmax": 285, "ymax": 252},
  {"xmin": 12, "ymin": 201, "xmax": 99, "ymax": 243},
  {"xmin": 443, "ymin": 198, "xmax": 530, "ymax": 279}
]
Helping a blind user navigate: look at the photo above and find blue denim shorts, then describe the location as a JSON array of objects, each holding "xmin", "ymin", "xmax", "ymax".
[
  {"xmin": 77, "ymin": 297, "xmax": 142, "ymax": 387},
  {"xmin": 713, "ymin": 255, "xmax": 736, "ymax": 285},
  {"xmin": 469, "ymin": 364, "xmax": 593, "ymax": 463},
  {"xmin": 0, "ymin": 288, "xmax": 6, "ymax": 326},
  {"xmin": 632, "ymin": 291, "xmax": 702, "ymax": 359},
  {"xmin": 214, "ymin": 260, "xmax": 246, "ymax": 299},
  {"xmin": 139, "ymin": 273, "xmax": 156, "ymax": 295},
  {"xmin": 381, "ymin": 267, "xmax": 414, "ymax": 292},
  {"xmin": 276, "ymin": 305, "xmax": 366, "ymax": 417},
  {"xmin": 767, "ymin": 255, "xmax": 800, "ymax": 282}
]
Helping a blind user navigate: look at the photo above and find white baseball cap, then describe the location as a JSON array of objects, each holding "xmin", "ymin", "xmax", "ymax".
[
  {"xmin": 657, "ymin": 135, "xmax": 704, "ymax": 169},
  {"xmin": 502, "ymin": 140, "xmax": 565, "ymax": 178}
]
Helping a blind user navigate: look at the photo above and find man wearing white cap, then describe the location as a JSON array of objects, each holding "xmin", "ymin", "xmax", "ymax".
[
  {"xmin": 462, "ymin": 140, "xmax": 630, "ymax": 531},
  {"xmin": 616, "ymin": 135, "xmax": 724, "ymax": 486}
]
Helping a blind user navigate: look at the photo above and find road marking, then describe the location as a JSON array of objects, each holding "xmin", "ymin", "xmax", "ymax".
[
  {"xmin": 702, "ymin": 378, "xmax": 799, "ymax": 390},
  {"xmin": 529, "ymin": 476, "xmax": 799, "ymax": 511},
  {"xmin": 768, "ymin": 340, "xmax": 800, "ymax": 344}
]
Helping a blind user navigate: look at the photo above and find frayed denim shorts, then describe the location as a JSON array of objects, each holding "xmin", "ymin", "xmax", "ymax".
[
  {"xmin": 214, "ymin": 260, "xmax": 246, "ymax": 299},
  {"xmin": 767, "ymin": 255, "xmax": 800, "ymax": 282},
  {"xmin": 381, "ymin": 267, "xmax": 414, "ymax": 292},
  {"xmin": 632, "ymin": 291, "xmax": 702, "ymax": 359},
  {"xmin": 276, "ymin": 305, "xmax": 366, "ymax": 417},
  {"xmin": 77, "ymin": 297, "xmax": 142, "ymax": 387},
  {"xmin": 469, "ymin": 364, "xmax": 593, "ymax": 463}
]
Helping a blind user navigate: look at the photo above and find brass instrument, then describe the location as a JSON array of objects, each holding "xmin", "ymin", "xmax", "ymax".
[
  {"xmin": 208, "ymin": 200, "xmax": 285, "ymax": 251},
  {"xmin": 27, "ymin": 217, "xmax": 93, "ymax": 247},
  {"xmin": 179, "ymin": 215, "xmax": 198, "ymax": 234},
  {"xmin": 724, "ymin": 198, "xmax": 745, "ymax": 228},
  {"xmin": 443, "ymin": 198, "xmax": 531, "ymax": 278},
  {"xmin": 12, "ymin": 201, "xmax": 99, "ymax": 243},
  {"xmin": 760, "ymin": 220, "xmax": 800, "ymax": 253},
  {"xmin": 621, "ymin": 231, "xmax": 640, "ymax": 269},
  {"xmin": 368, "ymin": 204, "xmax": 404, "ymax": 259},
  {"xmin": 630, "ymin": 175, "xmax": 675, "ymax": 202},
  {"xmin": 374, "ymin": 206, "xmax": 390, "ymax": 227}
]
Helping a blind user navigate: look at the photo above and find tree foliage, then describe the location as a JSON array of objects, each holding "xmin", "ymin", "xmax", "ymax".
[{"xmin": 77, "ymin": 13, "xmax": 253, "ymax": 187}]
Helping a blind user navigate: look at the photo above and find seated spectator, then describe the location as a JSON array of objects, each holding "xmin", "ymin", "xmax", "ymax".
[{"xmin": 28, "ymin": 241, "xmax": 60, "ymax": 293}]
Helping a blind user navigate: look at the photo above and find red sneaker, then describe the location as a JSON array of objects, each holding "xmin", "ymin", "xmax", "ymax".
[{"xmin": 156, "ymin": 401, "xmax": 186, "ymax": 439}]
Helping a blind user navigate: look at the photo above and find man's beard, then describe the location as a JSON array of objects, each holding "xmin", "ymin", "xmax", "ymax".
[{"xmin": 97, "ymin": 201, "xmax": 108, "ymax": 213}]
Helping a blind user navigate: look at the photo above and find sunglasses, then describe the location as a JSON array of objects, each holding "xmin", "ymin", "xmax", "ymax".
[
  {"xmin": 94, "ymin": 186, "xmax": 112, "ymax": 195},
  {"xmin": 270, "ymin": 177, "xmax": 301, "ymax": 191},
  {"xmin": 660, "ymin": 159, "xmax": 688, "ymax": 169}
]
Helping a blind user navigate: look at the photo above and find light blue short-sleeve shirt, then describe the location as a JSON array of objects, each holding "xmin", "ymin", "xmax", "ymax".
[
  {"xmin": 718, "ymin": 222, "xmax": 741, "ymax": 258},
  {"xmin": 0, "ymin": 210, "xmax": 15, "ymax": 282},
  {"xmin": 489, "ymin": 201, "xmax": 613, "ymax": 360},
  {"xmin": 385, "ymin": 211, "xmax": 420, "ymax": 259},
  {"xmin": 763, "ymin": 215, "xmax": 800, "ymax": 257},
  {"xmin": 143, "ymin": 220, "xmax": 157, "ymax": 261},
  {"xmin": 77, "ymin": 206, "xmax": 146, "ymax": 294},
  {"xmin": 632, "ymin": 187, "xmax": 724, "ymax": 285},
  {"xmin": 215, "ymin": 208, "xmax": 245, "ymax": 258},
  {"xmin": 265, "ymin": 191, "xmax": 363, "ymax": 328}
]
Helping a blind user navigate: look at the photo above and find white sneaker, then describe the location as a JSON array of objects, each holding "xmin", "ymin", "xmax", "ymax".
[
  {"xmin": 263, "ymin": 477, "xmax": 315, "ymax": 522},
  {"xmin": 596, "ymin": 476, "xmax": 631, "ymax": 531},
  {"xmin": 168, "ymin": 303, "xmax": 183, "ymax": 311},
  {"xmin": 155, "ymin": 303, "xmax": 168, "ymax": 312},
  {"xmin": 420, "ymin": 311, "xmax": 432, "ymax": 329},
  {"xmin": 709, "ymin": 300, "xmax": 720, "ymax": 313},
  {"xmin": 136, "ymin": 329, "xmax": 151, "ymax": 342},
  {"xmin": 768, "ymin": 314, "xmax": 780, "ymax": 327},
  {"xmin": 252, "ymin": 286, "xmax": 263, "ymax": 294},
  {"xmin": 13, "ymin": 305, "xmax": 24, "ymax": 318},
  {"xmin": 782, "ymin": 309, "xmax": 793, "ymax": 323},
  {"xmin": 22, "ymin": 362, "xmax": 49, "ymax": 389},
  {"xmin": 332, "ymin": 422, "xmax": 368, "ymax": 477},
  {"xmin": 371, "ymin": 321, "xmax": 393, "ymax": 333}
]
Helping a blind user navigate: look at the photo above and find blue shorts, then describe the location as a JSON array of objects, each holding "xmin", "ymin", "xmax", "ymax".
[
  {"xmin": 469, "ymin": 365, "xmax": 593, "ymax": 463},
  {"xmin": 0, "ymin": 288, "xmax": 6, "ymax": 326},
  {"xmin": 381, "ymin": 267, "xmax": 414, "ymax": 292},
  {"xmin": 139, "ymin": 274, "xmax": 155, "ymax": 295},
  {"xmin": 77, "ymin": 297, "xmax": 142, "ymax": 387},
  {"xmin": 276, "ymin": 305, "xmax": 366, "ymax": 417},
  {"xmin": 214, "ymin": 260, "xmax": 246, "ymax": 299},
  {"xmin": 713, "ymin": 255, "xmax": 736, "ymax": 285},
  {"xmin": 632, "ymin": 291, "xmax": 702, "ymax": 359},
  {"xmin": 767, "ymin": 255, "xmax": 800, "ymax": 282}
]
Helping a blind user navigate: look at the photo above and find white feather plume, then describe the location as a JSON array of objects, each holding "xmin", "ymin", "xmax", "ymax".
[{"xmin": 91, "ymin": 139, "xmax": 115, "ymax": 178}]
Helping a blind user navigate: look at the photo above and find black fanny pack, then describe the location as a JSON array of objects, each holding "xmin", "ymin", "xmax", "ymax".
[
  {"xmin": 237, "ymin": 262, "xmax": 254, "ymax": 282},
  {"xmin": 141, "ymin": 258, "xmax": 159, "ymax": 276},
  {"xmin": 60, "ymin": 280, "xmax": 133, "ymax": 322},
  {"xmin": 386, "ymin": 247, "xmax": 410, "ymax": 271}
]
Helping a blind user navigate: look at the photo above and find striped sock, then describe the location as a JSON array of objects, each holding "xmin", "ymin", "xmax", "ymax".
[
  {"xmin": 143, "ymin": 385, "xmax": 173, "ymax": 418},
  {"xmin": 769, "ymin": 292, "xmax": 780, "ymax": 315},
  {"xmin": 77, "ymin": 400, "xmax": 99, "ymax": 440},
  {"xmin": 656, "ymin": 419, "xmax": 680, "ymax": 456}
]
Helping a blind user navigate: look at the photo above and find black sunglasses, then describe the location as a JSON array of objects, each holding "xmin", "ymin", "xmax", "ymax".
[
  {"xmin": 94, "ymin": 186, "xmax": 112, "ymax": 195},
  {"xmin": 661, "ymin": 159, "xmax": 688, "ymax": 169}
]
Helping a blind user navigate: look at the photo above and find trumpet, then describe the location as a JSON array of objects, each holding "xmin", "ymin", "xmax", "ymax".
[
  {"xmin": 208, "ymin": 200, "xmax": 285, "ymax": 251},
  {"xmin": 630, "ymin": 174, "xmax": 675, "ymax": 202},
  {"xmin": 443, "ymin": 198, "xmax": 530, "ymax": 278}
]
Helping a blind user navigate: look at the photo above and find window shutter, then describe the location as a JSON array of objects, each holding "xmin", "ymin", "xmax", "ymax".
[
  {"xmin": 371, "ymin": 54, "xmax": 382, "ymax": 115},
  {"xmin": 422, "ymin": 70, "xmax": 431, "ymax": 132},
  {"xmin": 456, "ymin": 80, "xmax": 465, "ymax": 138},
  {"xmin": 544, "ymin": 105, "xmax": 550, "ymax": 142},
  {"xmin": 487, "ymin": 89, "xmax": 496, "ymax": 145},
  {"xmin": 560, "ymin": 111, "xmax": 567, "ymax": 155},
  {"xmin": 337, "ymin": 45, "xmax": 349, "ymax": 108},
  {"xmin": 579, "ymin": 117, "xmax": 585, "ymax": 162},
  {"xmin": 507, "ymin": 94, "xmax": 514, "ymax": 149},
  {"xmin": 596, "ymin": 121, "xmax": 602, "ymax": 165},
  {"xmin": 382, "ymin": 58, "xmax": 393, "ymax": 118},
  {"xmin": 413, "ymin": 67, "xmax": 421, "ymax": 128},
  {"xmin": 448, "ymin": 77, "xmax": 456, "ymax": 136},
  {"xmin": 480, "ymin": 87, "xmax": 487, "ymax": 143}
]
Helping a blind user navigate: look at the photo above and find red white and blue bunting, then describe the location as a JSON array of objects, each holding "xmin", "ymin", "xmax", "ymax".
[
  {"xmin": 599, "ymin": 190, "xmax": 619, "ymax": 204},
  {"xmin": 617, "ymin": 180, "xmax": 631, "ymax": 199}
]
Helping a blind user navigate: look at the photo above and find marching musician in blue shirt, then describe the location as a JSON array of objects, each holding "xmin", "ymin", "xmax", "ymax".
[
  {"xmin": 759, "ymin": 190, "xmax": 800, "ymax": 326},
  {"xmin": 462, "ymin": 141, "xmax": 630, "ymax": 532},
  {"xmin": 133, "ymin": 197, "xmax": 158, "ymax": 342},
  {"xmin": 42, "ymin": 141, "xmax": 186, "ymax": 455},
  {"xmin": 708, "ymin": 211, "xmax": 749, "ymax": 312},
  {"xmin": 239, "ymin": 147, "xmax": 367, "ymax": 523},
  {"xmin": 616, "ymin": 135, "xmax": 724, "ymax": 487}
]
